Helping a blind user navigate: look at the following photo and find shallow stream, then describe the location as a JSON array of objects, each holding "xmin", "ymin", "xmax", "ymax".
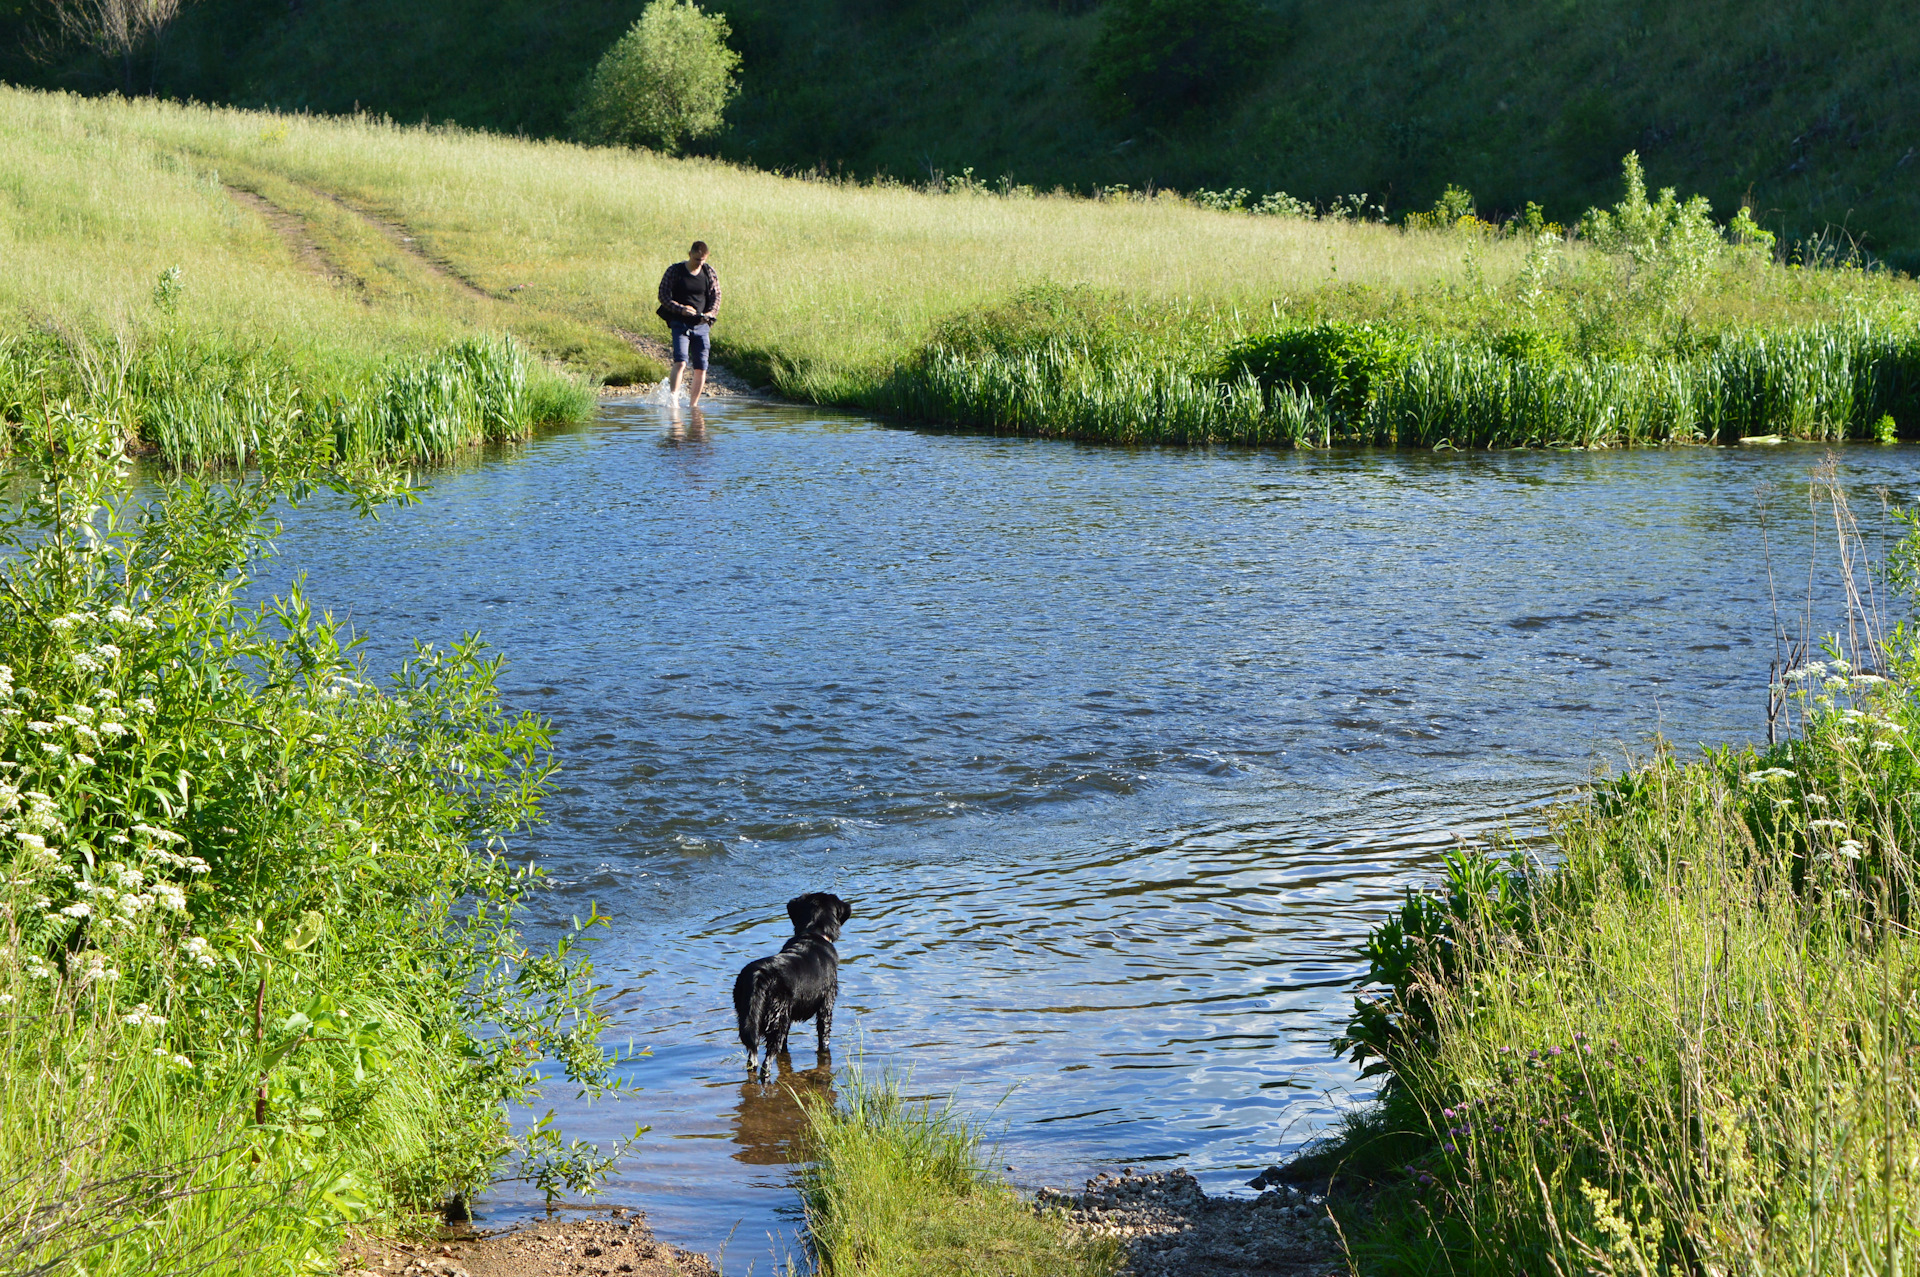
[{"xmin": 271, "ymin": 399, "xmax": 1918, "ymax": 1271}]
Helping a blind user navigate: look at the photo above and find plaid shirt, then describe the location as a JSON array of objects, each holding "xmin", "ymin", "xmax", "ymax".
[{"xmin": 658, "ymin": 261, "xmax": 721, "ymax": 319}]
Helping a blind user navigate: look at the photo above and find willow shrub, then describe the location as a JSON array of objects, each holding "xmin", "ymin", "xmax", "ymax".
[
  {"xmin": 0, "ymin": 404, "xmax": 626, "ymax": 1275},
  {"xmin": 1332, "ymin": 626, "xmax": 1920, "ymax": 1268}
]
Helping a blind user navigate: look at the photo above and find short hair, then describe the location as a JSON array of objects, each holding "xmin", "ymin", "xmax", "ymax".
[{"xmin": 690, "ymin": 240, "xmax": 709, "ymax": 256}]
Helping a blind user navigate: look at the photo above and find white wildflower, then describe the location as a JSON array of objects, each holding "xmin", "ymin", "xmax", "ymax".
[
  {"xmin": 0, "ymin": 993, "xmax": 12, "ymax": 1006},
  {"xmin": 58, "ymin": 901, "xmax": 89, "ymax": 918},
  {"xmin": 1745, "ymin": 768, "xmax": 1795, "ymax": 784},
  {"xmin": 1874, "ymin": 740, "xmax": 1896, "ymax": 752},
  {"xmin": 1854, "ymin": 673, "xmax": 1887, "ymax": 687},
  {"xmin": 24, "ymin": 721, "xmax": 54, "ymax": 735},
  {"xmin": 132, "ymin": 824, "xmax": 185, "ymax": 844},
  {"xmin": 97, "ymin": 722, "xmax": 128, "ymax": 738},
  {"xmin": 90, "ymin": 645, "xmax": 119, "ymax": 662},
  {"xmin": 1807, "ymin": 793, "xmax": 1830, "ymax": 805},
  {"xmin": 121, "ymin": 1003, "xmax": 166, "ymax": 1029},
  {"xmin": 132, "ymin": 698, "xmax": 155, "ymax": 715},
  {"xmin": 71, "ymin": 754, "xmax": 94, "ymax": 768},
  {"xmin": 170, "ymin": 1054, "xmax": 191, "ymax": 1067},
  {"xmin": 75, "ymin": 954, "xmax": 117, "ymax": 983},
  {"xmin": 16, "ymin": 832, "xmax": 44, "ymax": 851},
  {"xmin": 183, "ymin": 936, "xmax": 218, "ymax": 969},
  {"xmin": 1837, "ymin": 840, "xmax": 1866, "ymax": 860},
  {"xmin": 39, "ymin": 744, "xmax": 61, "ymax": 758},
  {"xmin": 106, "ymin": 606, "xmax": 132, "ymax": 625},
  {"xmin": 1808, "ymin": 819, "xmax": 1848, "ymax": 830},
  {"xmin": 109, "ymin": 865, "xmax": 144, "ymax": 889},
  {"xmin": 114, "ymin": 893, "xmax": 151, "ymax": 918},
  {"xmin": 150, "ymin": 882, "xmax": 186, "ymax": 913},
  {"xmin": 69, "ymin": 654, "xmax": 100, "ymax": 673}
]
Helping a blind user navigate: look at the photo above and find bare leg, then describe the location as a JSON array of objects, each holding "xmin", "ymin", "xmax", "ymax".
[
  {"xmin": 687, "ymin": 368, "xmax": 707, "ymax": 406},
  {"xmin": 668, "ymin": 361, "xmax": 687, "ymax": 395}
]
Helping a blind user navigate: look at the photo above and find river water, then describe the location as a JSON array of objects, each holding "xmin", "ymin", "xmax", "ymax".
[{"xmin": 271, "ymin": 398, "xmax": 1918, "ymax": 1272}]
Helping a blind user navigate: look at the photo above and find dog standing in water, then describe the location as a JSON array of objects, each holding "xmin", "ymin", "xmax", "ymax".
[{"xmin": 733, "ymin": 892, "xmax": 853, "ymax": 1077}]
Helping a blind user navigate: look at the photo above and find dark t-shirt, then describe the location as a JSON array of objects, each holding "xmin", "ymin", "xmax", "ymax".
[{"xmin": 666, "ymin": 263, "xmax": 713, "ymax": 314}]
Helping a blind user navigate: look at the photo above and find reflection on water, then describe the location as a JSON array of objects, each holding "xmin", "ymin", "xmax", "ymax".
[
  {"xmin": 729, "ymin": 1055, "xmax": 836, "ymax": 1167},
  {"xmin": 264, "ymin": 398, "xmax": 1920, "ymax": 1269}
]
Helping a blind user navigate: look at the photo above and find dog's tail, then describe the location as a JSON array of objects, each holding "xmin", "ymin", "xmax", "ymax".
[{"xmin": 737, "ymin": 969, "xmax": 773, "ymax": 1057}]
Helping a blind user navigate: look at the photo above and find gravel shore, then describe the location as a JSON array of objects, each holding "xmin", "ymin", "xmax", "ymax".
[{"xmin": 1038, "ymin": 1167, "xmax": 1350, "ymax": 1277}]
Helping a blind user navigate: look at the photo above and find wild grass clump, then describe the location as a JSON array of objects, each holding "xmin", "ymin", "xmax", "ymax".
[
  {"xmin": 1325, "ymin": 474, "xmax": 1920, "ymax": 1272},
  {"xmin": 0, "ymin": 326, "xmax": 592, "ymax": 467},
  {"xmin": 799, "ymin": 1069, "xmax": 1122, "ymax": 1277},
  {"xmin": 0, "ymin": 408, "xmax": 628, "ymax": 1275}
]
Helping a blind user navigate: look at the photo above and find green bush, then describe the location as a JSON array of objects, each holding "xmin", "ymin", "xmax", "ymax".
[
  {"xmin": 1084, "ymin": 0, "xmax": 1282, "ymax": 123},
  {"xmin": 1219, "ymin": 321, "xmax": 1414, "ymax": 421},
  {"xmin": 0, "ymin": 409, "xmax": 630, "ymax": 1273},
  {"xmin": 573, "ymin": 0, "xmax": 742, "ymax": 153}
]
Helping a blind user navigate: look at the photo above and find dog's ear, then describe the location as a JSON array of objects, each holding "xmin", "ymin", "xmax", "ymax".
[
  {"xmin": 836, "ymin": 897, "xmax": 852, "ymax": 924},
  {"xmin": 786, "ymin": 896, "xmax": 807, "ymax": 929}
]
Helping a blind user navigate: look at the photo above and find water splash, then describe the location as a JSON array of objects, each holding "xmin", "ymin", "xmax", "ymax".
[{"xmin": 644, "ymin": 377, "xmax": 690, "ymax": 406}]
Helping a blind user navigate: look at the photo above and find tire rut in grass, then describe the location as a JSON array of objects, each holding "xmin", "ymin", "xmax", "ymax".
[{"xmin": 224, "ymin": 185, "xmax": 359, "ymax": 291}]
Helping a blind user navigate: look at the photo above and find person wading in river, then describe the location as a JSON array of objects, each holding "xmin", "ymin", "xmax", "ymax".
[{"xmin": 658, "ymin": 240, "xmax": 721, "ymax": 406}]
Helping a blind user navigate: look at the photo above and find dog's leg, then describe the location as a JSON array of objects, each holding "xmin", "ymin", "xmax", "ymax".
[
  {"xmin": 817, "ymin": 989, "xmax": 834, "ymax": 1056},
  {"xmin": 772, "ymin": 1006, "xmax": 793, "ymax": 1065}
]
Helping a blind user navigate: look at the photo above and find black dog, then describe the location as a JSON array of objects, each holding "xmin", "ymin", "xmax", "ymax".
[{"xmin": 733, "ymin": 892, "xmax": 852, "ymax": 1077}]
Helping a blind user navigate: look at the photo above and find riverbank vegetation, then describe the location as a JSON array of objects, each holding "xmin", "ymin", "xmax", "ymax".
[
  {"xmin": 1310, "ymin": 471, "xmax": 1920, "ymax": 1271},
  {"xmin": 0, "ymin": 413, "xmax": 627, "ymax": 1274},
  {"xmin": 799, "ymin": 1070, "xmax": 1121, "ymax": 1277},
  {"xmin": 5, "ymin": 85, "xmax": 1917, "ymax": 461}
]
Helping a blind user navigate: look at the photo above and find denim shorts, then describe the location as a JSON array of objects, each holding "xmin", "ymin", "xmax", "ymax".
[{"xmin": 669, "ymin": 320, "xmax": 711, "ymax": 370}]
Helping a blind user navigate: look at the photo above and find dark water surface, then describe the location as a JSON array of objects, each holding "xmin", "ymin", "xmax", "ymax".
[{"xmin": 271, "ymin": 400, "xmax": 1920, "ymax": 1271}]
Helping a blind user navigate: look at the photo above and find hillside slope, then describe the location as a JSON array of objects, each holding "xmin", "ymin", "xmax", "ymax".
[{"xmin": 1, "ymin": 0, "xmax": 1915, "ymax": 262}]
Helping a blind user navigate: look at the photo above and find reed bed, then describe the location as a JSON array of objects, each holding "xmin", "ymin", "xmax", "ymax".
[{"xmin": 862, "ymin": 318, "xmax": 1920, "ymax": 449}]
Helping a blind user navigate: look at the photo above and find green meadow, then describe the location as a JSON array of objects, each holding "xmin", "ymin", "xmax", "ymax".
[{"xmin": 13, "ymin": 84, "xmax": 1919, "ymax": 465}]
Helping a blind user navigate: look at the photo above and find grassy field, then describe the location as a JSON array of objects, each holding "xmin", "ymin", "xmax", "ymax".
[
  {"xmin": 5, "ymin": 85, "xmax": 1918, "ymax": 460},
  {"xmin": 8, "ymin": 0, "xmax": 1917, "ymax": 267}
]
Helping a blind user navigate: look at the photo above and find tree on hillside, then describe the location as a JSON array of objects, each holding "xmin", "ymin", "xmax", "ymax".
[
  {"xmin": 33, "ymin": 0, "xmax": 194, "ymax": 94},
  {"xmin": 573, "ymin": 0, "xmax": 741, "ymax": 154}
]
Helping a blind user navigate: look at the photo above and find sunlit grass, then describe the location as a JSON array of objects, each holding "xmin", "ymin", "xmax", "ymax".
[{"xmin": 799, "ymin": 1067, "xmax": 1122, "ymax": 1277}]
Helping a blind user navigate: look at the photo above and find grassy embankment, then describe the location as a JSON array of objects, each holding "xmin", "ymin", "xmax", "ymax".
[
  {"xmin": 798, "ymin": 1070, "xmax": 1121, "ymax": 1277},
  {"xmin": 0, "ymin": 87, "xmax": 601, "ymax": 466},
  {"xmin": 9, "ymin": 0, "xmax": 1918, "ymax": 267},
  {"xmin": 8, "ymin": 84, "xmax": 1920, "ymax": 462},
  {"xmin": 0, "ymin": 408, "xmax": 630, "ymax": 1274},
  {"xmin": 1303, "ymin": 469, "xmax": 1920, "ymax": 1272}
]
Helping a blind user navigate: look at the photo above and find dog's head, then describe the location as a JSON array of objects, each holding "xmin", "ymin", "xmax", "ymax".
[{"xmin": 786, "ymin": 892, "xmax": 853, "ymax": 940}]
